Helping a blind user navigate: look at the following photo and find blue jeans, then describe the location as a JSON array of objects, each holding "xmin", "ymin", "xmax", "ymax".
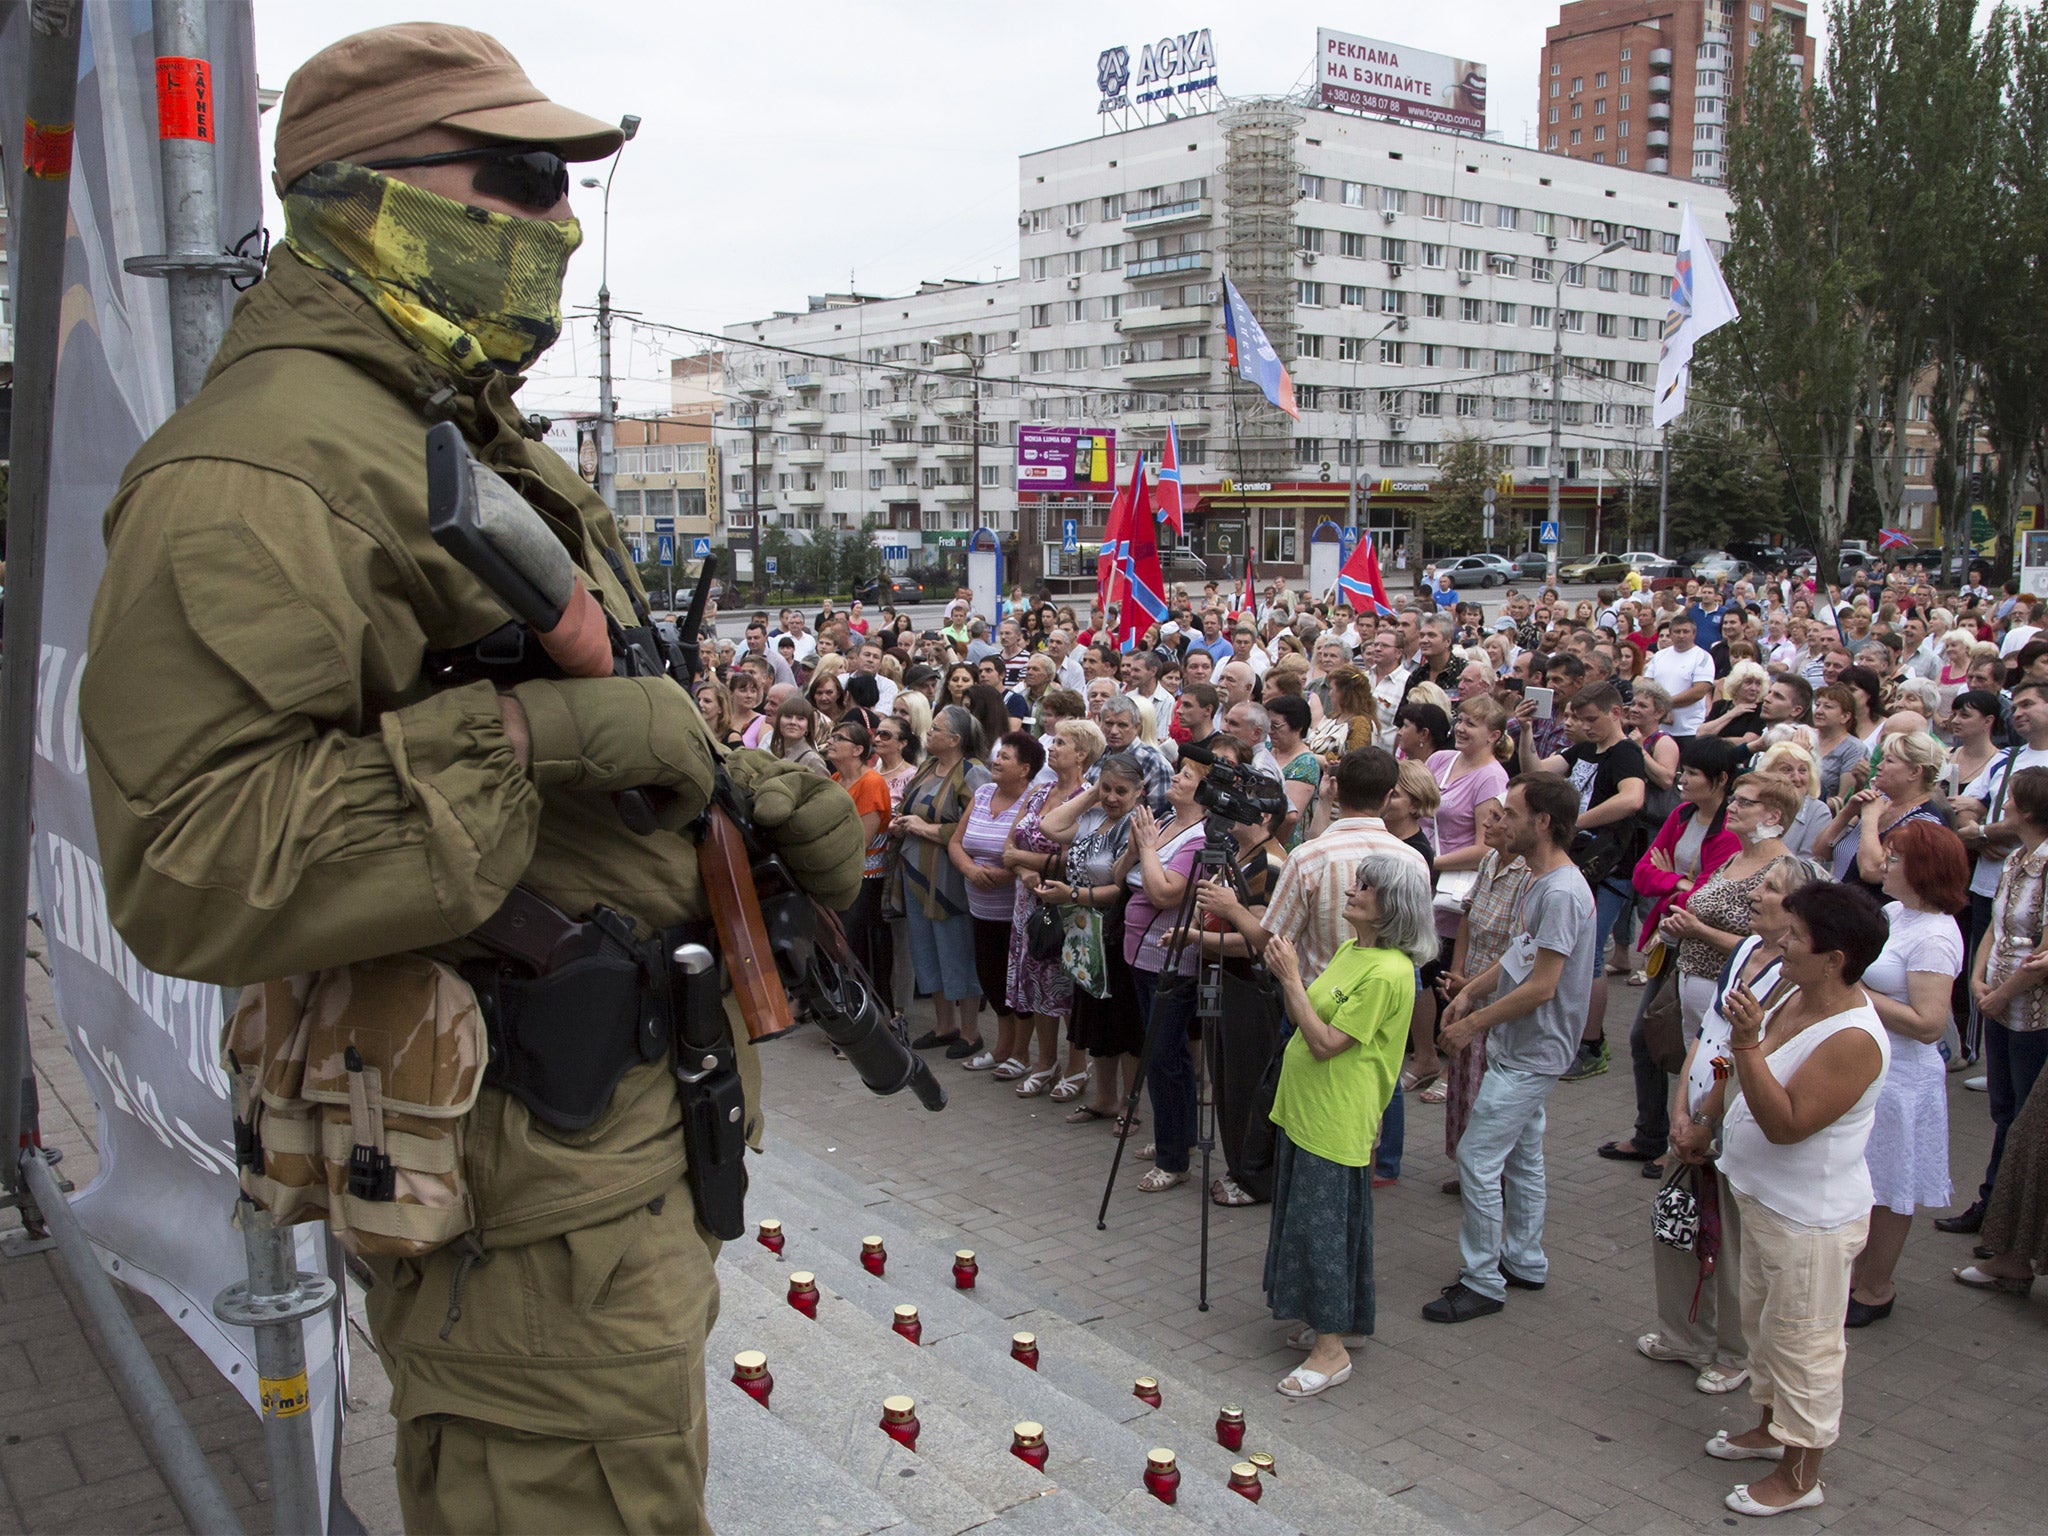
[
  {"xmin": 1592, "ymin": 876, "xmax": 1635, "ymax": 975},
  {"xmin": 1979, "ymin": 1021, "xmax": 2048, "ymax": 1203},
  {"xmin": 1454, "ymin": 1064, "xmax": 1558, "ymax": 1301},
  {"xmin": 1376, "ymin": 1082, "xmax": 1405, "ymax": 1179},
  {"xmin": 1133, "ymin": 968, "xmax": 1197, "ymax": 1175}
]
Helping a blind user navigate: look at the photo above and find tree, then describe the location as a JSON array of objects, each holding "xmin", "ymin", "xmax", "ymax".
[
  {"xmin": 1663, "ymin": 414, "xmax": 1784, "ymax": 551},
  {"xmin": 1975, "ymin": 2, "xmax": 2048, "ymax": 582},
  {"xmin": 1721, "ymin": 8, "xmax": 1887, "ymax": 585},
  {"xmin": 1420, "ymin": 434, "xmax": 1493, "ymax": 553}
]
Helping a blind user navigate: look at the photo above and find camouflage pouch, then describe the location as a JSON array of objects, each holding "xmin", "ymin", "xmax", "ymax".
[{"xmin": 221, "ymin": 957, "xmax": 486, "ymax": 1259}]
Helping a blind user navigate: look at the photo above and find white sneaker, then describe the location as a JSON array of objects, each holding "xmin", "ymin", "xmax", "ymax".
[{"xmin": 1965, "ymin": 1075, "xmax": 1989, "ymax": 1092}]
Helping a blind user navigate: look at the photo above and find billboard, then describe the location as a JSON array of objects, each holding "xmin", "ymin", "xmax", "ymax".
[
  {"xmin": 1316, "ymin": 30, "xmax": 1487, "ymax": 135},
  {"xmin": 1017, "ymin": 427, "xmax": 1118, "ymax": 492}
]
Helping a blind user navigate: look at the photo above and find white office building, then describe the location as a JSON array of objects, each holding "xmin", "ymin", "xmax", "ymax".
[
  {"xmin": 717, "ymin": 281, "xmax": 1021, "ymax": 579},
  {"xmin": 1012, "ymin": 101, "xmax": 1730, "ymax": 583}
]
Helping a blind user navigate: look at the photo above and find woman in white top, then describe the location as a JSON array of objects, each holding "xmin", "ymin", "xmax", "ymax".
[
  {"xmin": 1706, "ymin": 883, "xmax": 1891, "ymax": 1519},
  {"xmin": 1844, "ymin": 821, "xmax": 1969, "ymax": 1328},
  {"xmin": 1644, "ymin": 857, "xmax": 1829, "ymax": 1397}
]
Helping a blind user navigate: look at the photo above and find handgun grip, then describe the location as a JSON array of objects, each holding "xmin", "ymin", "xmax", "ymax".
[{"xmin": 698, "ymin": 806, "xmax": 796, "ymax": 1041}]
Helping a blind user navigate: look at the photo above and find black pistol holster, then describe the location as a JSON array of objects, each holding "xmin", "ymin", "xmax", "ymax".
[{"xmin": 462, "ymin": 887, "xmax": 749, "ymax": 1240}]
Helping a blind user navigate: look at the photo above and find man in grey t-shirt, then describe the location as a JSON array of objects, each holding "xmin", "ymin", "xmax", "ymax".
[{"xmin": 1424, "ymin": 773, "xmax": 1595, "ymax": 1323}]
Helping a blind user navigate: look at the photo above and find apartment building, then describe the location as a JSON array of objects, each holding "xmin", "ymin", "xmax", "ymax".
[
  {"xmin": 541, "ymin": 411, "xmax": 717, "ymax": 566},
  {"xmin": 1012, "ymin": 104, "xmax": 1729, "ymax": 579},
  {"xmin": 717, "ymin": 281, "xmax": 1020, "ymax": 580},
  {"xmin": 1540, "ymin": 0, "xmax": 1816, "ymax": 185}
]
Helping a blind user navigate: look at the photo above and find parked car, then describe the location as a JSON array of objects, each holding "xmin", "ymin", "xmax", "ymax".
[
  {"xmin": 1559, "ymin": 552, "xmax": 1631, "ymax": 583},
  {"xmin": 1435, "ymin": 553, "xmax": 1517, "ymax": 588},
  {"xmin": 1510, "ymin": 551, "xmax": 1552, "ymax": 580},
  {"xmin": 1725, "ymin": 541, "xmax": 1812, "ymax": 574},
  {"xmin": 855, "ymin": 575, "xmax": 925, "ymax": 605},
  {"xmin": 1689, "ymin": 551, "xmax": 1749, "ymax": 584}
]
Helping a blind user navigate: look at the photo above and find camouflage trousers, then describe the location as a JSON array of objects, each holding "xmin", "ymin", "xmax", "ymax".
[{"xmin": 365, "ymin": 1192, "xmax": 718, "ymax": 1535}]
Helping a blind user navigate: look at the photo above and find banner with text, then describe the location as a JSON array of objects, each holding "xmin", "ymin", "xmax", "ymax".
[
  {"xmin": 0, "ymin": 5, "xmax": 345, "ymax": 1524},
  {"xmin": 1316, "ymin": 29, "xmax": 1487, "ymax": 135}
]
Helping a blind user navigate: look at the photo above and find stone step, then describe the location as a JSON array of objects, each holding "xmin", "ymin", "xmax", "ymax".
[
  {"xmin": 712, "ymin": 1258, "xmax": 1231, "ymax": 1536},
  {"xmin": 703, "ymin": 1371, "xmax": 927, "ymax": 1536},
  {"xmin": 743, "ymin": 1137, "xmax": 1448, "ymax": 1536}
]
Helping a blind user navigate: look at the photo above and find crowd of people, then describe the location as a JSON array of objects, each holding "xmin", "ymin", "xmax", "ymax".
[{"xmin": 687, "ymin": 556, "xmax": 2048, "ymax": 1519}]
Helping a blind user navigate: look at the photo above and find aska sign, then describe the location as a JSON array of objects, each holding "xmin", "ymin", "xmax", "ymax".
[
  {"xmin": 1097, "ymin": 29, "xmax": 1217, "ymax": 113},
  {"xmin": 1017, "ymin": 426, "xmax": 1117, "ymax": 492},
  {"xmin": 1316, "ymin": 29, "xmax": 1487, "ymax": 135}
]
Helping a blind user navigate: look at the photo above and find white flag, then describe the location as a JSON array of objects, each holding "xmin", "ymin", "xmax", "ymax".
[{"xmin": 1652, "ymin": 203, "xmax": 1739, "ymax": 428}]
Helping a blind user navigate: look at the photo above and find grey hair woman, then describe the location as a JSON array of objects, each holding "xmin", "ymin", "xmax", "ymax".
[{"xmin": 1259, "ymin": 852, "xmax": 1437, "ymax": 1401}]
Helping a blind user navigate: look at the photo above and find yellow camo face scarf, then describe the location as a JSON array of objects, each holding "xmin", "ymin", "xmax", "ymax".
[{"xmin": 283, "ymin": 160, "xmax": 581, "ymax": 378}]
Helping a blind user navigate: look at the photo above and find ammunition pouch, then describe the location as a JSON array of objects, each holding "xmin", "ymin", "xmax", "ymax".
[{"xmin": 463, "ymin": 893, "xmax": 749, "ymax": 1240}]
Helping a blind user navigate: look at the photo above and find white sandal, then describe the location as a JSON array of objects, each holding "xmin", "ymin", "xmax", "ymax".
[
  {"xmin": 990, "ymin": 1057, "xmax": 1030, "ymax": 1081},
  {"xmin": 1276, "ymin": 1361, "xmax": 1352, "ymax": 1398},
  {"xmin": 1136, "ymin": 1167, "xmax": 1185, "ymax": 1193},
  {"xmin": 1015, "ymin": 1067, "xmax": 1059, "ymax": 1097},
  {"xmin": 1047, "ymin": 1071, "xmax": 1090, "ymax": 1103},
  {"xmin": 1705, "ymin": 1431, "xmax": 1785, "ymax": 1463},
  {"xmin": 1725, "ymin": 1482, "xmax": 1822, "ymax": 1517}
]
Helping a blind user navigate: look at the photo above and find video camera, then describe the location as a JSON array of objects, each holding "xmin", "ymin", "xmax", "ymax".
[{"xmin": 1177, "ymin": 740, "xmax": 1289, "ymax": 828}]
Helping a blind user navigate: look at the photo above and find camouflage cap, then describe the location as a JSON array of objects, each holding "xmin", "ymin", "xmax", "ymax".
[{"xmin": 273, "ymin": 22, "xmax": 623, "ymax": 194}]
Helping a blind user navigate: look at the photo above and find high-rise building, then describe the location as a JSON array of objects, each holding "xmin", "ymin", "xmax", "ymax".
[{"xmin": 1539, "ymin": 0, "xmax": 1816, "ymax": 185}]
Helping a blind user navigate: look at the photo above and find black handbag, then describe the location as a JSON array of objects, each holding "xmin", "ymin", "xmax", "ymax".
[{"xmin": 1024, "ymin": 900, "xmax": 1064, "ymax": 962}]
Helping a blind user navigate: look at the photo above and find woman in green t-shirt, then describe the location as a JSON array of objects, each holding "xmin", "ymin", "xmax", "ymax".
[{"xmin": 1263, "ymin": 850, "xmax": 1439, "ymax": 1399}]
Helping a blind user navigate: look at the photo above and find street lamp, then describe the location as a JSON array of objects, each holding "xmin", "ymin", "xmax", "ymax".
[
  {"xmin": 1346, "ymin": 315, "xmax": 1409, "ymax": 546},
  {"xmin": 578, "ymin": 113, "xmax": 641, "ymax": 515},
  {"xmin": 1547, "ymin": 236, "xmax": 1630, "ymax": 588}
]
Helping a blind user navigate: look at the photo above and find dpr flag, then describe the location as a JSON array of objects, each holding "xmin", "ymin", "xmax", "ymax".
[
  {"xmin": 1222, "ymin": 277, "xmax": 1299, "ymax": 419},
  {"xmin": 1338, "ymin": 538, "xmax": 1398, "ymax": 616}
]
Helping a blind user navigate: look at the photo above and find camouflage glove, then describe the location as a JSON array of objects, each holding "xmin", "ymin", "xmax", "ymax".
[
  {"xmin": 722, "ymin": 749, "xmax": 865, "ymax": 912},
  {"xmin": 508, "ymin": 676, "xmax": 715, "ymax": 823}
]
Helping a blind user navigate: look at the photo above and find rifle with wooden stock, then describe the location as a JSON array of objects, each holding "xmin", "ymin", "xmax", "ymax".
[{"xmin": 425, "ymin": 422, "xmax": 943, "ymax": 1112}]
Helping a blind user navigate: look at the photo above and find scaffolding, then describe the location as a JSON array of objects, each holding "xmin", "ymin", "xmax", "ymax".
[{"xmin": 1219, "ymin": 98, "xmax": 1303, "ymax": 482}]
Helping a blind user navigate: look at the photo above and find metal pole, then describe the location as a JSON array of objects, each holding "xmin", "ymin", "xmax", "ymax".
[
  {"xmin": 22, "ymin": 1151, "xmax": 248, "ymax": 1536},
  {"xmin": 1658, "ymin": 422, "xmax": 1671, "ymax": 557},
  {"xmin": 213, "ymin": 1205, "xmax": 335, "ymax": 1536},
  {"xmin": 749, "ymin": 416, "xmax": 763, "ymax": 600},
  {"xmin": 121, "ymin": 9, "xmax": 334, "ymax": 1529},
  {"xmin": 596, "ymin": 276, "xmax": 615, "ymax": 509},
  {"xmin": 0, "ymin": 0, "xmax": 85, "ymax": 1200},
  {"xmin": 1547, "ymin": 272, "xmax": 1564, "ymax": 589}
]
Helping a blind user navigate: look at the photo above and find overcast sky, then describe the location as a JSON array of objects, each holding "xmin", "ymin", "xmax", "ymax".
[{"xmin": 245, "ymin": 3, "xmax": 1681, "ymax": 418}]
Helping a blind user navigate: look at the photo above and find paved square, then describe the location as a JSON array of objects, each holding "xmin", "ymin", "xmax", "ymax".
[{"xmin": 755, "ymin": 1004, "xmax": 2047, "ymax": 1534}]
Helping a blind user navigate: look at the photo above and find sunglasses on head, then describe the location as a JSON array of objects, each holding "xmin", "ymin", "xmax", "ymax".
[{"xmin": 361, "ymin": 143, "xmax": 570, "ymax": 213}]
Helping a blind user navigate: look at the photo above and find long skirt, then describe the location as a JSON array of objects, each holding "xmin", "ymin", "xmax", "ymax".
[
  {"xmin": 1443, "ymin": 1039, "xmax": 1486, "ymax": 1157},
  {"xmin": 1067, "ymin": 908, "xmax": 1144, "ymax": 1058},
  {"xmin": 1263, "ymin": 1129, "xmax": 1377, "ymax": 1336}
]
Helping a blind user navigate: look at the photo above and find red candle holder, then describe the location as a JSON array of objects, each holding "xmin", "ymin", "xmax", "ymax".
[
  {"xmin": 880, "ymin": 1395, "xmax": 920, "ymax": 1451},
  {"xmin": 1010, "ymin": 1332, "xmax": 1039, "ymax": 1370},
  {"xmin": 1143, "ymin": 1448, "xmax": 1180, "ymax": 1504},
  {"xmin": 757, "ymin": 1218, "xmax": 785, "ymax": 1255},
  {"xmin": 730, "ymin": 1350, "xmax": 773, "ymax": 1408},
  {"xmin": 952, "ymin": 1249, "xmax": 978, "ymax": 1289},
  {"xmin": 1215, "ymin": 1405, "xmax": 1245, "ymax": 1452},
  {"xmin": 786, "ymin": 1271, "xmax": 818, "ymax": 1319},
  {"xmin": 891, "ymin": 1303, "xmax": 923, "ymax": 1344},
  {"xmin": 1010, "ymin": 1421, "xmax": 1049, "ymax": 1472},
  {"xmin": 1248, "ymin": 1452, "xmax": 1275, "ymax": 1478},
  {"xmin": 1228, "ymin": 1462, "xmax": 1263, "ymax": 1503},
  {"xmin": 1133, "ymin": 1376, "xmax": 1163, "ymax": 1409},
  {"xmin": 860, "ymin": 1236, "xmax": 887, "ymax": 1277}
]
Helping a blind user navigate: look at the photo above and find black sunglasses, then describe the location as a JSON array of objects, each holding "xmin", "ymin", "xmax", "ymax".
[{"xmin": 361, "ymin": 144, "xmax": 569, "ymax": 213}]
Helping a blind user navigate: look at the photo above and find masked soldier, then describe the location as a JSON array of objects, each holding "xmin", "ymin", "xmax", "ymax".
[{"xmin": 78, "ymin": 24, "xmax": 860, "ymax": 1533}]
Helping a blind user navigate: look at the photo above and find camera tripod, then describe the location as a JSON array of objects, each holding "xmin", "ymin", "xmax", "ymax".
[{"xmin": 1095, "ymin": 811, "xmax": 1256, "ymax": 1313}]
